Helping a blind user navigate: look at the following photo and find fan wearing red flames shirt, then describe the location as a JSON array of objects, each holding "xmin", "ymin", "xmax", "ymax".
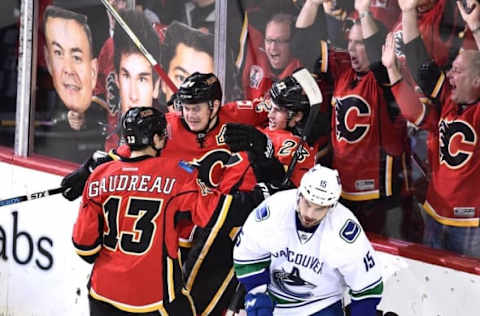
[
  {"xmin": 382, "ymin": 0, "xmax": 480, "ymax": 257},
  {"xmin": 295, "ymin": 0, "xmax": 412, "ymax": 236}
]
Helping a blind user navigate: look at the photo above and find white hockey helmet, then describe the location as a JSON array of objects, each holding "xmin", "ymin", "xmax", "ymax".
[{"xmin": 298, "ymin": 165, "xmax": 342, "ymax": 207}]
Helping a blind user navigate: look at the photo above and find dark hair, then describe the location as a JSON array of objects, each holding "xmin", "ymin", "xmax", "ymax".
[
  {"xmin": 113, "ymin": 9, "xmax": 161, "ymax": 83},
  {"xmin": 43, "ymin": 5, "xmax": 94, "ymax": 57},
  {"xmin": 161, "ymin": 21, "xmax": 214, "ymax": 70}
]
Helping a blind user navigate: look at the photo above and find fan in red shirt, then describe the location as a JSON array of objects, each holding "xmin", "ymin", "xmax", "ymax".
[
  {"xmin": 295, "ymin": 0, "xmax": 413, "ymax": 236},
  {"xmin": 383, "ymin": 0, "xmax": 480, "ymax": 257},
  {"xmin": 242, "ymin": 12, "xmax": 302, "ymax": 101}
]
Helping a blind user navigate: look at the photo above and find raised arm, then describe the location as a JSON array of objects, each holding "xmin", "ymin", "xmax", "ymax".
[
  {"xmin": 457, "ymin": 0, "xmax": 480, "ymax": 49},
  {"xmin": 356, "ymin": 0, "xmax": 377, "ymax": 38},
  {"xmin": 399, "ymin": 0, "xmax": 420, "ymax": 44},
  {"xmin": 296, "ymin": 0, "xmax": 325, "ymax": 28},
  {"xmin": 382, "ymin": 32, "xmax": 426, "ymax": 124},
  {"xmin": 399, "ymin": 0, "xmax": 445, "ymax": 97}
]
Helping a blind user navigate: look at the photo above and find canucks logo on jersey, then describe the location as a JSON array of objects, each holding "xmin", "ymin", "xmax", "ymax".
[
  {"xmin": 255, "ymin": 205, "xmax": 270, "ymax": 221},
  {"xmin": 272, "ymin": 267, "xmax": 316, "ymax": 299},
  {"xmin": 340, "ymin": 219, "xmax": 361, "ymax": 243}
]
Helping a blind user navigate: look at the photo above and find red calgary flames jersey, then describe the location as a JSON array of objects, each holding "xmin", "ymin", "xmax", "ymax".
[
  {"xmin": 403, "ymin": 78, "xmax": 480, "ymax": 227},
  {"xmin": 72, "ymin": 156, "xmax": 211, "ymax": 312},
  {"xmin": 241, "ymin": 24, "xmax": 302, "ymax": 100},
  {"xmin": 325, "ymin": 52, "xmax": 408, "ymax": 201}
]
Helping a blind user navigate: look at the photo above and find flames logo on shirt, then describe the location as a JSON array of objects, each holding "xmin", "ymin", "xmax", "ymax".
[
  {"xmin": 439, "ymin": 119, "xmax": 476, "ymax": 169},
  {"xmin": 335, "ymin": 96, "xmax": 371, "ymax": 143},
  {"xmin": 189, "ymin": 149, "xmax": 242, "ymax": 188}
]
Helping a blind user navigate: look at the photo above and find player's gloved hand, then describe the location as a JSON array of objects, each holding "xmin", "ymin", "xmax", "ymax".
[
  {"xmin": 254, "ymin": 182, "xmax": 281, "ymax": 200},
  {"xmin": 106, "ymin": 72, "xmax": 120, "ymax": 113},
  {"xmin": 249, "ymin": 153, "xmax": 286, "ymax": 186},
  {"xmin": 224, "ymin": 123, "xmax": 274, "ymax": 159},
  {"xmin": 244, "ymin": 292, "xmax": 274, "ymax": 316},
  {"xmin": 61, "ymin": 151, "xmax": 113, "ymax": 201}
]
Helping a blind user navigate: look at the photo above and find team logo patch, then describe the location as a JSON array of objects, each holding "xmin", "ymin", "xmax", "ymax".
[
  {"xmin": 340, "ymin": 219, "xmax": 361, "ymax": 243},
  {"xmin": 178, "ymin": 160, "xmax": 194, "ymax": 173},
  {"xmin": 249, "ymin": 65, "xmax": 264, "ymax": 89},
  {"xmin": 255, "ymin": 206, "xmax": 270, "ymax": 221}
]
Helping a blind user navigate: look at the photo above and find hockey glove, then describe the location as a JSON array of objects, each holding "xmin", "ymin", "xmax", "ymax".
[
  {"xmin": 61, "ymin": 151, "xmax": 113, "ymax": 201},
  {"xmin": 244, "ymin": 292, "xmax": 274, "ymax": 316},
  {"xmin": 224, "ymin": 123, "xmax": 274, "ymax": 159},
  {"xmin": 249, "ymin": 153, "xmax": 286, "ymax": 186},
  {"xmin": 254, "ymin": 182, "xmax": 282, "ymax": 201}
]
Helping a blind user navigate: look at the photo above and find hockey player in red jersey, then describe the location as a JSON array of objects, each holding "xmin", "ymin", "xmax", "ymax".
[
  {"xmin": 64, "ymin": 72, "xmax": 283, "ymax": 315},
  {"xmin": 163, "ymin": 72, "xmax": 286, "ymax": 315},
  {"xmin": 73, "ymin": 107, "xmax": 197, "ymax": 315},
  {"xmin": 223, "ymin": 72, "xmax": 330, "ymax": 188}
]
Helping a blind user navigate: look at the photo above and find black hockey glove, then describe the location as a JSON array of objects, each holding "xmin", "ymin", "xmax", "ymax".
[
  {"xmin": 249, "ymin": 153, "xmax": 286, "ymax": 186},
  {"xmin": 254, "ymin": 182, "xmax": 282, "ymax": 201},
  {"xmin": 224, "ymin": 123, "xmax": 274, "ymax": 159},
  {"xmin": 61, "ymin": 151, "xmax": 113, "ymax": 201}
]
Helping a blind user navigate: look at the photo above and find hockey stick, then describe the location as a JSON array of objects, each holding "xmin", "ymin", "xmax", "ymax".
[
  {"xmin": 99, "ymin": 0, "xmax": 178, "ymax": 93},
  {"xmin": 281, "ymin": 68, "xmax": 323, "ymax": 186},
  {"xmin": 0, "ymin": 187, "xmax": 65, "ymax": 208},
  {"xmin": 225, "ymin": 283, "xmax": 246, "ymax": 316}
]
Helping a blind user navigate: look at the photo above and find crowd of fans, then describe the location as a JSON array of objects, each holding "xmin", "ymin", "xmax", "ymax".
[{"xmin": 2, "ymin": 0, "xmax": 478, "ymax": 314}]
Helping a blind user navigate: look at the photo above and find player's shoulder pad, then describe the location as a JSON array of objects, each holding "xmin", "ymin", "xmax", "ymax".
[{"xmin": 339, "ymin": 218, "xmax": 361, "ymax": 244}]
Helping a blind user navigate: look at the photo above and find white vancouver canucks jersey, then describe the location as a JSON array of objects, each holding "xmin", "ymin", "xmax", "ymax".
[{"xmin": 234, "ymin": 189, "xmax": 383, "ymax": 315}]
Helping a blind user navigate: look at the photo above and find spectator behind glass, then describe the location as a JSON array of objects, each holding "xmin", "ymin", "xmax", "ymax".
[
  {"xmin": 294, "ymin": 0, "xmax": 418, "ymax": 240},
  {"xmin": 458, "ymin": 0, "xmax": 480, "ymax": 49},
  {"xmin": 391, "ymin": 0, "xmax": 464, "ymax": 71},
  {"xmin": 102, "ymin": 9, "xmax": 162, "ymax": 151},
  {"xmin": 242, "ymin": 12, "xmax": 302, "ymax": 100},
  {"xmin": 160, "ymin": 21, "xmax": 214, "ymax": 112},
  {"xmin": 40, "ymin": 5, "xmax": 107, "ymax": 163},
  {"xmin": 381, "ymin": 0, "xmax": 480, "ymax": 258},
  {"xmin": 106, "ymin": 0, "xmax": 128, "ymax": 37},
  {"xmin": 179, "ymin": 0, "xmax": 216, "ymax": 34}
]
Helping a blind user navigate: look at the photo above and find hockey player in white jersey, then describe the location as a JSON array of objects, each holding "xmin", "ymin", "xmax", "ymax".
[{"xmin": 233, "ymin": 165, "xmax": 383, "ymax": 315}]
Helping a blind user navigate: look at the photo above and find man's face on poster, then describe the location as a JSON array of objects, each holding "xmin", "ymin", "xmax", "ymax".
[
  {"xmin": 162, "ymin": 43, "xmax": 214, "ymax": 104},
  {"xmin": 44, "ymin": 17, "xmax": 97, "ymax": 113},
  {"xmin": 117, "ymin": 52, "xmax": 160, "ymax": 114}
]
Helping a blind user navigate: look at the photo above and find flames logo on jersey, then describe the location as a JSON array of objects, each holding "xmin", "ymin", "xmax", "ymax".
[
  {"xmin": 335, "ymin": 96, "xmax": 371, "ymax": 143},
  {"xmin": 272, "ymin": 267, "xmax": 316, "ymax": 299},
  {"xmin": 189, "ymin": 149, "xmax": 242, "ymax": 188},
  {"xmin": 439, "ymin": 119, "xmax": 476, "ymax": 169},
  {"xmin": 249, "ymin": 65, "xmax": 264, "ymax": 89}
]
